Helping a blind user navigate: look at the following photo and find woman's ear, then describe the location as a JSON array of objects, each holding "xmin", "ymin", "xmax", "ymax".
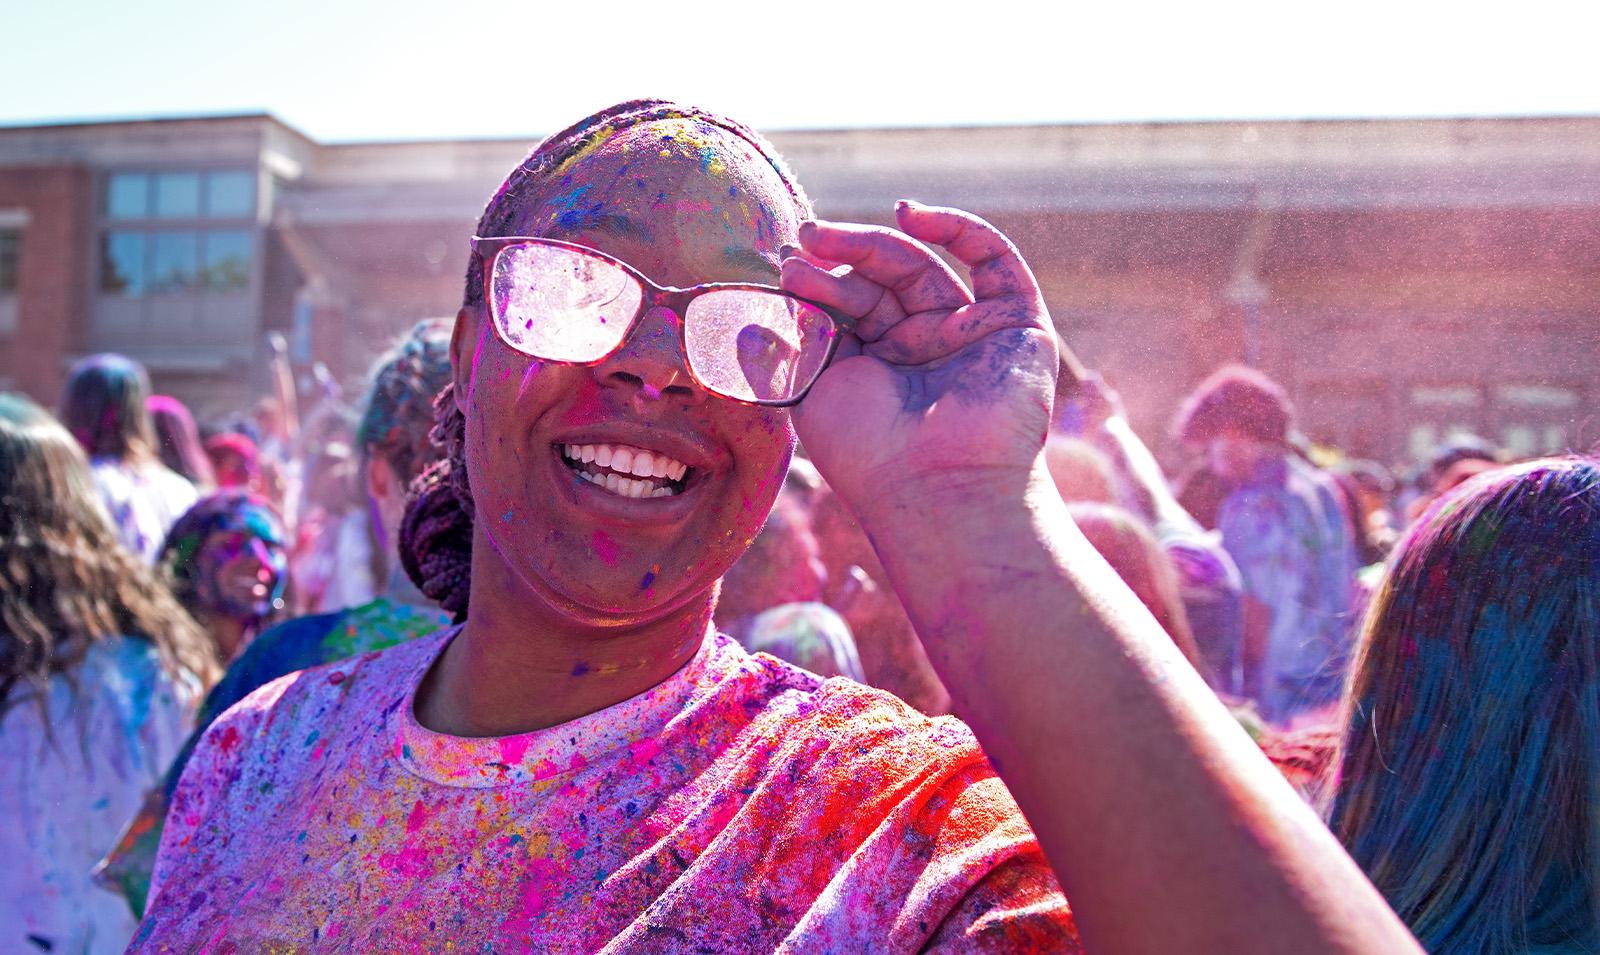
[{"xmin": 451, "ymin": 306, "xmax": 481, "ymax": 411}]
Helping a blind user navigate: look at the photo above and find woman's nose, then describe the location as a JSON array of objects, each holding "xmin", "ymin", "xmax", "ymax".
[{"xmin": 595, "ymin": 305, "xmax": 706, "ymax": 406}]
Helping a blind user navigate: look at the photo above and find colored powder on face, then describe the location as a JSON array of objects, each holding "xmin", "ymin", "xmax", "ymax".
[{"xmin": 591, "ymin": 530, "xmax": 621, "ymax": 567}]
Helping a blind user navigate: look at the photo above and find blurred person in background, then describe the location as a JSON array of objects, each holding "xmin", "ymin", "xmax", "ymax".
[
  {"xmin": 218, "ymin": 319, "xmax": 456, "ymax": 697},
  {"xmin": 203, "ymin": 430, "xmax": 263, "ymax": 493},
  {"xmin": 1395, "ymin": 433, "xmax": 1500, "ymax": 523},
  {"xmin": 0, "ymin": 393, "xmax": 214, "ymax": 954},
  {"xmin": 809, "ymin": 482, "xmax": 953, "ymax": 714},
  {"xmin": 1043, "ymin": 434, "xmax": 1116, "ymax": 505},
  {"xmin": 146, "ymin": 395, "xmax": 216, "ymax": 493},
  {"xmin": 1333, "ymin": 459, "xmax": 1399, "ymax": 567},
  {"xmin": 290, "ymin": 433, "xmax": 363, "ymax": 613},
  {"xmin": 1065, "ymin": 502, "xmax": 1202, "ymax": 671},
  {"xmin": 1329, "ymin": 457, "xmax": 1599, "ymax": 953},
  {"xmin": 1053, "ymin": 369, "xmax": 1246, "ymax": 696},
  {"xmin": 156, "ymin": 490, "xmax": 287, "ymax": 665},
  {"xmin": 58, "ymin": 354, "xmax": 198, "ymax": 563},
  {"xmin": 1174, "ymin": 365, "xmax": 1358, "ymax": 723},
  {"xmin": 97, "ymin": 323, "xmax": 456, "ymax": 915},
  {"xmin": 715, "ymin": 461, "xmax": 865, "ymax": 681}
]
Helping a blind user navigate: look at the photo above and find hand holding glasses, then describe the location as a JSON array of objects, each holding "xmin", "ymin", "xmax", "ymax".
[{"xmin": 472, "ymin": 236, "xmax": 852, "ymax": 406}]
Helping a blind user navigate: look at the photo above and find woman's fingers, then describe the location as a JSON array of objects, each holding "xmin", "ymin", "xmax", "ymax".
[
  {"xmin": 788, "ymin": 204, "xmax": 1051, "ymax": 367},
  {"xmin": 796, "ymin": 220, "xmax": 974, "ymax": 317},
  {"xmin": 780, "ymin": 258, "xmax": 907, "ymax": 341},
  {"xmin": 894, "ymin": 201, "xmax": 1041, "ymax": 303},
  {"xmin": 867, "ymin": 298, "xmax": 1039, "ymax": 367}
]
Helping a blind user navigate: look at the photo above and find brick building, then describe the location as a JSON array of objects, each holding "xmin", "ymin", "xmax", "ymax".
[{"xmin": 1, "ymin": 113, "xmax": 1595, "ymax": 464}]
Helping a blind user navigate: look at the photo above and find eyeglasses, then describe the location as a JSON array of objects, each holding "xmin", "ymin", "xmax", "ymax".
[{"xmin": 472, "ymin": 236, "xmax": 851, "ymax": 406}]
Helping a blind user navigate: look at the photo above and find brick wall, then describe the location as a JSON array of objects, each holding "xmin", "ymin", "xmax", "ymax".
[{"xmin": 0, "ymin": 164, "xmax": 92, "ymax": 404}]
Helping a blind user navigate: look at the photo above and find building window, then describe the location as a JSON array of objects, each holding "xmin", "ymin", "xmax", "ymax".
[
  {"xmin": 205, "ymin": 172, "xmax": 256, "ymax": 219},
  {"xmin": 153, "ymin": 173, "xmax": 202, "ymax": 219},
  {"xmin": 98, "ymin": 170, "xmax": 258, "ymax": 299},
  {"xmin": 202, "ymin": 230, "xmax": 253, "ymax": 291},
  {"xmin": 106, "ymin": 173, "xmax": 149, "ymax": 219},
  {"xmin": 0, "ymin": 229, "xmax": 19, "ymax": 337},
  {"xmin": 0, "ymin": 229, "xmax": 19, "ymax": 293},
  {"xmin": 101, "ymin": 232, "xmax": 147, "ymax": 295},
  {"xmin": 148, "ymin": 232, "xmax": 199, "ymax": 293}
]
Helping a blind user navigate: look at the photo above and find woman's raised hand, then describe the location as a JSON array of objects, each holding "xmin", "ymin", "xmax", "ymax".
[{"xmin": 782, "ymin": 202, "xmax": 1059, "ymax": 526}]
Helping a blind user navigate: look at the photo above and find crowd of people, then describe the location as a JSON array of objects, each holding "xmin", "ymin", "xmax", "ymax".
[{"xmin": 1, "ymin": 99, "xmax": 1594, "ymax": 953}]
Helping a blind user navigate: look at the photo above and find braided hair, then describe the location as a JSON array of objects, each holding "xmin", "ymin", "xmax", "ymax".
[{"xmin": 399, "ymin": 99, "xmax": 811, "ymax": 620}]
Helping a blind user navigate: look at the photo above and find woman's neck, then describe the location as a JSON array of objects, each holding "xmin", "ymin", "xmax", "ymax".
[{"xmin": 412, "ymin": 535, "xmax": 713, "ymax": 738}]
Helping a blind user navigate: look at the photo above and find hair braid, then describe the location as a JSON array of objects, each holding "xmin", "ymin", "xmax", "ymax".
[{"xmin": 398, "ymin": 382, "xmax": 473, "ymax": 620}]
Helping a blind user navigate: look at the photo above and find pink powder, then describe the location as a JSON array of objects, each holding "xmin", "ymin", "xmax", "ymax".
[
  {"xmin": 591, "ymin": 530, "xmax": 621, "ymax": 566},
  {"xmin": 138, "ymin": 629, "xmax": 1079, "ymax": 951}
]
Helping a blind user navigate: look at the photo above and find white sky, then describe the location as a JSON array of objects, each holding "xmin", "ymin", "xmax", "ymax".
[{"xmin": 5, "ymin": 0, "xmax": 1598, "ymax": 142}]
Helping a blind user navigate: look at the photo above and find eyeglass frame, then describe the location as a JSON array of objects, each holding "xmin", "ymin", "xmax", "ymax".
[{"xmin": 470, "ymin": 235, "xmax": 854, "ymax": 407}]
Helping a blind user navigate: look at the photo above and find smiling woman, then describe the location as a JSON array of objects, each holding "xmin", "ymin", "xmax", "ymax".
[{"xmin": 134, "ymin": 100, "xmax": 1422, "ymax": 954}]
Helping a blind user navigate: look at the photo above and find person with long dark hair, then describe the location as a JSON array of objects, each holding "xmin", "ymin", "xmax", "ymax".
[
  {"xmin": 58, "ymin": 354, "xmax": 198, "ymax": 563},
  {"xmin": 0, "ymin": 393, "xmax": 214, "ymax": 953},
  {"xmin": 1329, "ymin": 457, "xmax": 1599, "ymax": 953},
  {"xmin": 147, "ymin": 394, "xmax": 216, "ymax": 493},
  {"xmin": 137, "ymin": 100, "xmax": 1418, "ymax": 953}
]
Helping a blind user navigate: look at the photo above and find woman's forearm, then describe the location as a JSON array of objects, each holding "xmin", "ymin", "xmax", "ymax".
[{"xmin": 859, "ymin": 467, "xmax": 1418, "ymax": 955}]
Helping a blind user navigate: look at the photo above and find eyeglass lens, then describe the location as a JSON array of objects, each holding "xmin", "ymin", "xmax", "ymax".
[
  {"xmin": 491, "ymin": 243, "xmax": 643, "ymax": 362},
  {"xmin": 491, "ymin": 243, "xmax": 838, "ymax": 403}
]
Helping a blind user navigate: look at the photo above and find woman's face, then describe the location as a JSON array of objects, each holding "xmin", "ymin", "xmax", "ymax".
[{"xmin": 454, "ymin": 118, "xmax": 805, "ymax": 626}]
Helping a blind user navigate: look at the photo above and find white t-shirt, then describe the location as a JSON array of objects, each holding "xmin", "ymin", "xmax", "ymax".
[
  {"xmin": 89, "ymin": 458, "xmax": 199, "ymax": 564},
  {"xmin": 0, "ymin": 635, "xmax": 196, "ymax": 954}
]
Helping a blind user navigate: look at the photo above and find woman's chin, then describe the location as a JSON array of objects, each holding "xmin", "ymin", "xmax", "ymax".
[{"xmin": 514, "ymin": 560, "xmax": 715, "ymax": 631}]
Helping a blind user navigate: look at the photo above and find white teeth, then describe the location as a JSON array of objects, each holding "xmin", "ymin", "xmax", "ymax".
[
  {"xmin": 575, "ymin": 467, "xmax": 677, "ymax": 499},
  {"xmin": 561, "ymin": 442, "xmax": 691, "ymax": 487}
]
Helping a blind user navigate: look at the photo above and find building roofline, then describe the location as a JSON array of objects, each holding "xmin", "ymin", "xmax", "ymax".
[
  {"xmin": 0, "ymin": 110, "xmax": 317, "ymax": 144},
  {"xmin": 3, "ymin": 109, "xmax": 1596, "ymax": 149}
]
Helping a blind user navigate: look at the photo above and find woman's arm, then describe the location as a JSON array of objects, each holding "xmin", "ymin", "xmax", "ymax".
[{"xmin": 784, "ymin": 202, "xmax": 1419, "ymax": 955}]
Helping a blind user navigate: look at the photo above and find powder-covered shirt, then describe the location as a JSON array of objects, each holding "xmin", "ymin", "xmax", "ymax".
[
  {"xmin": 136, "ymin": 628, "xmax": 1079, "ymax": 952},
  {"xmin": 88, "ymin": 457, "xmax": 198, "ymax": 565},
  {"xmin": 95, "ymin": 597, "xmax": 451, "ymax": 917},
  {"xmin": 1, "ymin": 636, "xmax": 195, "ymax": 955},
  {"xmin": 1218, "ymin": 455, "xmax": 1359, "ymax": 722}
]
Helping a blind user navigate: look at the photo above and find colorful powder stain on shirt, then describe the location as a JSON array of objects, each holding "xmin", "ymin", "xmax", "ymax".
[
  {"xmin": 135, "ymin": 629, "xmax": 1079, "ymax": 952},
  {"xmin": 96, "ymin": 597, "xmax": 451, "ymax": 917}
]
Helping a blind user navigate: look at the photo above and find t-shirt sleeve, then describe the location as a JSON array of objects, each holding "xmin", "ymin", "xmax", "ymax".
[
  {"xmin": 778, "ymin": 702, "xmax": 1081, "ymax": 953},
  {"xmin": 147, "ymin": 678, "xmax": 282, "ymax": 907},
  {"xmin": 922, "ymin": 852, "xmax": 1081, "ymax": 953},
  {"xmin": 911, "ymin": 773, "xmax": 1081, "ymax": 954}
]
